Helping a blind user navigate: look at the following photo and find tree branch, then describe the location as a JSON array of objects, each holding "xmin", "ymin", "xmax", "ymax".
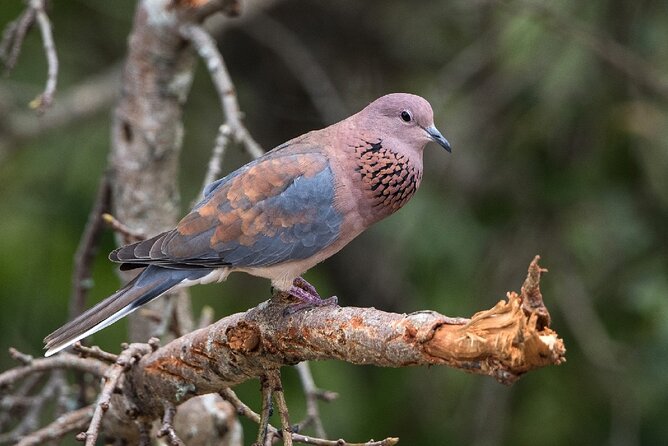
[
  {"xmin": 29, "ymin": 0, "xmax": 58, "ymax": 112},
  {"xmin": 117, "ymin": 257, "xmax": 563, "ymax": 420},
  {"xmin": 294, "ymin": 361, "xmax": 336, "ymax": 438},
  {"xmin": 70, "ymin": 174, "xmax": 112, "ymax": 319},
  {"xmin": 0, "ymin": 352, "xmax": 108, "ymax": 389},
  {"xmin": 180, "ymin": 22, "xmax": 264, "ymax": 159},
  {"xmin": 0, "ymin": 0, "xmax": 59, "ymax": 112},
  {"xmin": 15, "ymin": 405, "xmax": 94, "ymax": 446}
]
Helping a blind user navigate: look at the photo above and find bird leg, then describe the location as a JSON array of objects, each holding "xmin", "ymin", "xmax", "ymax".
[{"xmin": 284, "ymin": 277, "xmax": 338, "ymax": 316}]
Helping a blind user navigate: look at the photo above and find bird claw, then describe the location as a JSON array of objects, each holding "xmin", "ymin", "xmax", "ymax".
[
  {"xmin": 283, "ymin": 279, "xmax": 337, "ymax": 316},
  {"xmin": 283, "ymin": 296, "xmax": 338, "ymax": 316},
  {"xmin": 292, "ymin": 276, "xmax": 320, "ymax": 298}
]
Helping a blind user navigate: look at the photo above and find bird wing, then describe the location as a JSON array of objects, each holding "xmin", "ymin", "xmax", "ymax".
[{"xmin": 110, "ymin": 150, "xmax": 343, "ymax": 269}]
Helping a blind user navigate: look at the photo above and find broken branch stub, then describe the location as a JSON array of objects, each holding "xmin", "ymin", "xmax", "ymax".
[{"xmin": 424, "ymin": 256, "xmax": 565, "ymax": 384}]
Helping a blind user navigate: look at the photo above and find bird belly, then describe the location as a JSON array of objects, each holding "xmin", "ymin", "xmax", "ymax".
[{"xmin": 177, "ymin": 267, "xmax": 231, "ymax": 287}]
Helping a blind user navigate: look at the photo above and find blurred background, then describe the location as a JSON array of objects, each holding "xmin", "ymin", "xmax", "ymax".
[{"xmin": 1, "ymin": 0, "xmax": 667, "ymax": 444}]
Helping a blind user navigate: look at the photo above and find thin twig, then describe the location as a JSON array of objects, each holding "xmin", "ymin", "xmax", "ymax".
[
  {"xmin": 0, "ymin": 373, "xmax": 65, "ymax": 444},
  {"xmin": 180, "ymin": 23, "xmax": 264, "ymax": 159},
  {"xmin": 0, "ymin": 353, "xmax": 108, "ymax": 390},
  {"xmin": 81, "ymin": 343, "xmax": 152, "ymax": 446},
  {"xmin": 257, "ymin": 374, "xmax": 274, "ymax": 446},
  {"xmin": 73, "ymin": 342, "xmax": 119, "ymax": 364},
  {"xmin": 158, "ymin": 402, "xmax": 186, "ymax": 446},
  {"xmin": 220, "ymin": 387, "xmax": 271, "ymax": 427},
  {"xmin": 102, "ymin": 213, "xmax": 145, "ymax": 243},
  {"xmin": 9, "ymin": 347, "xmax": 34, "ymax": 365},
  {"xmin": 70, "ymin": 174, "xmax": 112, "ymax": 320},
  {"xmin": 29, "ymin": 0, "xmax": 59, "ymax": 112},
  {"xmin": 0, "ymin": 64, "xmax": 121, "ymax": 162},
  {"xmin": 295, "ymin": 362, "xmax": 337, "ymax": 438},
  {"xmin": 0, "ymin": 6, "xmax": 36, "ymax": 72},
  {"xmin": 200, "ymin": 123, "xmax": 232, "ymax": 193},
  {"xmin": 220, "ymin": 387, "xmax": 399, "ymax": 446},
  {"xmin": 0, "ymin": 372, "xmax": 42, "ymax": 432},
  {"xmin": 15, "ymin": 405, "xmax": 94, "ymax": 446},
  {"xmin": 267, "ymin": 370, "xmax": 293, "ymax": 446},
  {"xmin": 137, "ymin": 420, "xmax": 152, "ymax": 446},
  {"xmin": 289, "ymin": 436, "xmax": 399, "ymax": 446}
]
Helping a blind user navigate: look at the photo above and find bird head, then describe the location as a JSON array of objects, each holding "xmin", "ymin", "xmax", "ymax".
[{"xmin": 360, "ymin": 93, "xmax": 451, "ymax": 153}]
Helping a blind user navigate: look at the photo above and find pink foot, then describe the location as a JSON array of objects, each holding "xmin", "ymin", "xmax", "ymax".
[{"xmin": 283, "ymin": 277, "xmax": 338, "ymax": 316}]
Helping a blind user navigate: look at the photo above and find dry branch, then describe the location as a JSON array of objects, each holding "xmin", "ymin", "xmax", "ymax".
[
  {"xmin": 0, "ymin": 0, "xmax": 59, "ymax": 111},
  {"xmin": 70, "ymin": 175, "xmax": 112, "ymax": 319},
  {"xmin": 180, "ymin": 22, "xmax": 264, "ymax": 159},
  {"xmin": 114, "ymin": 256, "xmax": 563, "ymax": 421},
  {"xmin": 0, "ymin": 352, "xmax": 108, "ymax": 389},
  {"xmin": 15, "ymin": 405, "xmax": 94, "ymax": 446}
]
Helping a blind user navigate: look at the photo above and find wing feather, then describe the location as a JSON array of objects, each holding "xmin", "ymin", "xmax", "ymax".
[{"xmin": 109, "ymin": 148, "xmax": 343, "ymax": 270}]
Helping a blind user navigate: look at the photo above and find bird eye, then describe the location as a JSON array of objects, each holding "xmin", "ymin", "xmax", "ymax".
[{"xmin": 400, "ymin": 110, "xmax": 412, "ymax": 122}]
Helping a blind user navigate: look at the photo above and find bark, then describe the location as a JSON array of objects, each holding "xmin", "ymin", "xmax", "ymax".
[
  {"xmin": 110, "ymin": 0, "xmax": 200, "ymax": 342},
  {"xmin": 111, "ymin": 257, "xmax": 564, "ymax": 420},
  {"xmin": 104, "ymin": 0, "xmax": 272, "ymax": 442}
]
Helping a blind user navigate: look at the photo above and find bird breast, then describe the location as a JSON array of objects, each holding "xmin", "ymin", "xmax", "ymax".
[{"xmin": 353, "ymin": 140, "xmax": 423, "ymax": 220}]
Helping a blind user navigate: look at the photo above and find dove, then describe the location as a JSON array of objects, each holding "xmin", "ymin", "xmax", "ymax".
[{"xmin": 44, "ymin": 93, "xmax": 451, "ymax": 356}]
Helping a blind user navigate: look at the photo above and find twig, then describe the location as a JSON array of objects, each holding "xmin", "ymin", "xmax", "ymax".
[
  {"xmin": 0, "ymin": 372, "xmax": 42, "ymax": 432},
  {"xmin": 0, "ymin": 5, "xmax": 36, "ymax": 72},
  {"xmin": 244, "ymin": 14, "xmax": 347, "ymax": 123},
  {"xmin": 73, "ymin": 342, "xmax": 119, "ymax": 364},
  {"xmin": 256, "ymin": 374, "xmax": 274, "ymax": 446},
  {"xmin": 294, "ymin": 362, "xmax": 336, "ymax": 438},
  {"xmin": 0, "ymin": 353, "xmax": 108, "ymax": 389},
  {"xmin": 137, "ymin": 420, "xmax": 152, "ymax": 446},
  {"xmin": 29, "ymin": 0, "xmax": 59, "ymax": 112},
  {"xmin": 220, "ymin": 388, "xmax": 398, "ymax": 446},
  {"xmin": 267, "ymin": 370, "xmax": 293, "ymax": 446},
  {"xmin": 102, "ymin": 213, "xmax": 145, "ymax": 243},
  {"xmin": 180, "ymin": 23, "xmax": 264, "ymax": 159},
  {"xmin": 70, "ymin": 174, "xmax": 112, "ymax": 319},
  {"xmin": 0, "ymin": 64, "xmax": 121, "ymax": 162},
  {"xmin": 292, "ymin": 436, "xmax": 399, "ymax": 446},
  {"xmin": 200, "ymin": 123, "xmax": 232, "ymax": 193},
  {"xmin": 15, "ymin": 405, "xmax": 94, "ymax": 446},
  {"xmin": 80, "ymin": 343, "xmax": 152, "ymax": 446},
  {"xmin": 9, "ymin": 347, "xmax": 34, "ymax": 365},
  {"xmin": 0, "ymin": 373, "xmax": 65, "ymax": 444},
  {"xmin": 220, "ymin": 388, "xmax": 261, "ymax": 423},
  {"xmin": 158, "ymin": 402, "xmax": 186, "ymax": 446}
]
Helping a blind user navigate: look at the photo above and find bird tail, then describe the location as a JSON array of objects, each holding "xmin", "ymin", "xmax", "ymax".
[{"xmin": 43, "ymin": 265, "xmax": 210, "ymax": 357}]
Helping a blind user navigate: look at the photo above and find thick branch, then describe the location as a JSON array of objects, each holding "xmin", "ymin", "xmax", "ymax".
[{"xmin": 120, "ymin": 257, "xmax": 563, "ymax": 418}]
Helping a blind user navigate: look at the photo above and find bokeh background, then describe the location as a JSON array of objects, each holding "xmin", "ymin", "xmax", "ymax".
[{"xmin": 1, "ymin": 0, "xmax": 667, "ymax": 444}]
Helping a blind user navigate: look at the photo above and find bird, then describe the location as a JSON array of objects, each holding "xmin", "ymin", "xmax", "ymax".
[{"xmin": 43, "ymin": 93, "xmax": 451, "ymax": 357}]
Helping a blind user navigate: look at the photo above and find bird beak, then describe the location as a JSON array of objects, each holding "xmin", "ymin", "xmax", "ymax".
[{"xmin": 425, "ymin": 125, "xmax": 451, "ymax": 153}]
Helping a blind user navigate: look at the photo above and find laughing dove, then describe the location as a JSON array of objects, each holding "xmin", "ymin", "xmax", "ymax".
[{"xmin": 44, "ymin": 93, "xmax": 451, "ymax": 356}]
